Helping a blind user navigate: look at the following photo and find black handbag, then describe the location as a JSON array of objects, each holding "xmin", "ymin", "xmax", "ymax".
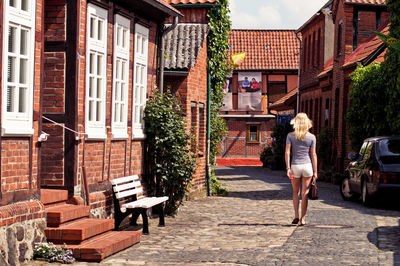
[{"xmin": 308, "ymin": 177, "xmax": 319, "ymax": 200}]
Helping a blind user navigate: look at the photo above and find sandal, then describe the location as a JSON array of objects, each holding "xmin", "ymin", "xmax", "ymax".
[{"xmin": 291, "ymin": 218, "xmax": 299, "ymax": 224}]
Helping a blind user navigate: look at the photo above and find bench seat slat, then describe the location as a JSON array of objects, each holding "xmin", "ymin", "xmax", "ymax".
[
  {"xmin": 122, "ymin": 196, "xmax": 168, "ymax": 209},
  {"xmin": 110, "ymin": 175, "xmax": 140, "ymax": 185},
  {"xmin": 115, "ymin": 187, "xmax": 143, "ymax": 199},
  {"xmin": 113, "ymin": 181, "xmax": 142, "ymax": 193}
]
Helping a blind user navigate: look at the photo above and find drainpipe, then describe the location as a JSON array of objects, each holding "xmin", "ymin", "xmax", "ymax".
[
  {"xmin": 159, "ymin": 16, "xmax": 179, "ymax": 94},
  {"xmin": 295, "ymin": 32, "xmax": 302, "ymax": 115},
  {"xmin": 206, "ymin": 66, "xmax": 212, "ymax": 196}
]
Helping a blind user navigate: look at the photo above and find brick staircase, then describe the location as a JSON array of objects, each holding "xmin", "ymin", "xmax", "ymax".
[{"xmin": 41, "ymin": 189, "xmax": 141, "ymax": 261}]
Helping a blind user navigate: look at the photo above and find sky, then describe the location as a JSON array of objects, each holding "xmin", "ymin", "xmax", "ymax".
[{"xmin": 230, "ymin": 0, "xmax": 329, "ymax": 30}]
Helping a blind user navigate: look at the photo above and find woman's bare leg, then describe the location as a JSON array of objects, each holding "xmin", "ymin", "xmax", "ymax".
[
  {"xmin": 300, "ymin": 176, "xmax": 313, "ymax": 224},
  {"xmin": 291, "ymin": 178, "xmax": 301, "ymax": 219}
]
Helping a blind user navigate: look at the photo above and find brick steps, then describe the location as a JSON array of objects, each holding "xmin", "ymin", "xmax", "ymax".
[
  {"xmin": 64, "ymin": 230, "xmax": 141, "ymax": 261},
  {"xmin": 46, "ymin": 204, "xmax": 90, "ymax": 227},
  {"xmin": 46, "ymin": 218, "xmax": 115, "ymax": 243},
  {"xmin": 41, "ymin": 189, "xmax": 141, "ymax": 261}
]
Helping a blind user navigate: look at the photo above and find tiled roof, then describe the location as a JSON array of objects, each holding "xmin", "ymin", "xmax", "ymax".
[
  {"xmin": 269, "ymin": 88, "xmax": 298, "ymax": 110},
  {"xmin": 344, "ymin": 0, "xmax": 385, "ymax": 5},
  {"xmin": 343, "ymin": 22, "xmax": 389, "ymax": 68},
  {"xmin": 229, "ymin": 30, "xmax": 299, "ymax": 70},
  {"xmin": 168, "ymin": 0, "xmax": 217, "ymax": 4},
  {"xmin": 163, "ymin": 24, "xmax": 209, "ymax": 69},
  {"xmin": 155, "ymin": 0, "xmax": 181, "ymax": 15}
]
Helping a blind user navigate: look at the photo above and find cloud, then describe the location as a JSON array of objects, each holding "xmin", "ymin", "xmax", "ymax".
[
  {"xmin": 230, "ymin": 0, "xmax": 328, "ymax": 29},
  {"xmin": 230, "ymin": 2, "xmax": 281, "ymax": 29}
]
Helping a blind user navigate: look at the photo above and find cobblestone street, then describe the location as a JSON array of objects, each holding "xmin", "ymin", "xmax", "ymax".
[{"xmin": 36, "ymin": 166, "xmax": 400, "ymax": 265}]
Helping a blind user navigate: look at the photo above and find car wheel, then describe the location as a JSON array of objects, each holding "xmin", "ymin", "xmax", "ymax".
[
  {"xmin": 361, "ymin": 179, "xmax": 370, "ymax": 206},
  {"xmin": 340, "ymin": 177, "xmax": 356, "ymax": 200}
]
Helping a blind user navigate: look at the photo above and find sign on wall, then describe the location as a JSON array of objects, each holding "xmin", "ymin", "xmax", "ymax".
[{"xmin": 238, "ymin": 72, "xmax": 262, "ymax": 111}]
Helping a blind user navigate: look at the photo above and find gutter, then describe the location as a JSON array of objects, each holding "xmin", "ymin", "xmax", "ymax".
[
  {"xmin": 159, "ymin": 16, "xmax": 179, "ymax": 94},
  {"xmin": 295, "ymin": 32, "xmax": 302, "ymax": 115}
]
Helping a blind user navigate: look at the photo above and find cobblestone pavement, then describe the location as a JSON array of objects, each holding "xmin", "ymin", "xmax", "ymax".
[{"xmin": 32, "ymin": 166, "xmax": 400, "ymax": 265}]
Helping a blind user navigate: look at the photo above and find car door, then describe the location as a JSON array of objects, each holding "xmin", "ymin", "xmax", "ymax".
[
  {"xmin": 353, "ymin": 141, "xmax": 375, "ymax": 192},
  {"xmin": 348, "ymin": 141, "xmax": 369, "ymax": 193}
]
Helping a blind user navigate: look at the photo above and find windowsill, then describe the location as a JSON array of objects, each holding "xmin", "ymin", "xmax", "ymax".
[
  {"xmin": 247, "ymin": 141, "xmax": 260, "ymax": 144},
  {"xmin": 111, "ymin": 133, "xmax": 129, "ymax": 140},
  {"xmin": 2, "ymin": 127, "xmax": 34, "ymax": 137},
  {"xmin": 85, "ymin": 133, "xmax": 107, "ymax": 141},
  {"xmin": 132, "ymin": 130, "xmax": 146, "ymax": 140}
]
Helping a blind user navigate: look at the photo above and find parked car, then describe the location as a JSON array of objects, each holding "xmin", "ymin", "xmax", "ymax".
[{"xmin": 340, "ymin": 136, "xmax": 400, "ymax": 205}]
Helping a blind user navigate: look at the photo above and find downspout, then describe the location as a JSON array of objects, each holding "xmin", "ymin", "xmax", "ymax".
[
  {"xmin": 206, "ymin": 66, "xmax": 211, "ymax": 196},
  {"xmin": 295, "ymin": 32, "xmax": 302, "ymax": 115},
  {"xmin": 159, "ymin": 16, "xmax": 179, "ymax": 94}
]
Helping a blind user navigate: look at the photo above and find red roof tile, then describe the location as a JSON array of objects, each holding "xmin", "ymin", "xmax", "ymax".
[
  {"xmin": 156, "ymin": 0, "xmax": 181, "ymax": 14},
  {"xmin": 270, "ymin": 88, "xmax": 298, "ymax": 110},
  {"xmin": 168, "ymin": 0, "xmax": 217, "ymax": 4},
  {"xmin": 229, "ymin": 30, "xmax": 299, "ymax": 70},
  {"xmin": 343, "ymin": 21, "xmax": 388, "ymax": 67},
  {"xmin": 344, "ymin": 0, "xmax": 385, "ymax": 5}
]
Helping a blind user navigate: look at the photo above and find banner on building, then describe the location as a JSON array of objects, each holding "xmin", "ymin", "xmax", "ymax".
[{"xmin": 238, "ymin": 72, "xmax": 262, "ymax": 111}]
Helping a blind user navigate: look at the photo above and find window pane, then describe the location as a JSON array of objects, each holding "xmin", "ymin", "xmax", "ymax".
[
  {"xmin": 97, "ymin": 78, "xmax": 102, "ymax": 98},
  {"xmin": 8, "ymin": 26, "xmax": 16, "ymax": 53},
  {"xmin": 115, "ymin": 82, "xmax": 120, "ymax": 100},
  {"xmin": 89, "ymin": 77, "xmax": 95, "ymax": 97},
  {"xmin": 136, "ymin": 35, "xmax": 141, "ymax": 53},
  {"xmin": 114, "ymin": 103, "xmax": 119, "ymax": 122},
  {"xmin": 90, "ymin": 17, "xmax": 95, "ymax": 39},
  {"xmin": 122, "ymin": 29, "xmax": 127, "ymax": 48},
  {"xmin": 140, "ymin": 85, "xmax": 145, "ymax": 104},
  {"xmin": 135, "ymin": 106, "xmax": 140, "ymax": 123},
  {"xmin": 21, "ymin": 0, "xmax": 29, "ymax": 11},
  {"xmin": 121, "ymin": 61, "xmax": 125, "ymax": 80},
  {"xmin": 116, "ymin": 60, "xmax": 121, "ymax": 80},
  {"xmin": 89, "ymin": 53, "xmax": 95, "ymax": 74},
  {"xmin": 97, "ymin": 54, "xmax": 102, "ymax": 75},
  {"xmin": 117, "ymin": 26, "xmax": 121, "ymax": 46},
  {"xmin": 250, "ymin": 133, "xmax": 257, "ymax": 141},
  {"xmin": 18, "ymin": 87, "xmax": 27, "ymax": 113},
  {"xmin": 7, "ymin": 86, "xmax": 14, "ymax": 112},
  {"xmin": 20, "ymin": 29, "xmax": 28, "ymax": 55},
  {"xmin": 19, "ymin": 58, "xmax": 28, "ymax": 84},
  {"xmin": 120, "ymin": 83, "xmax": 125, "ymax": 100},
  {"xmin": 89, "ymin": 100, "xmax": 94, "ymax": 121},
  {"xmin": 98, "ymin": 20, "xmax": 103, "ymax": 41},
  {"xmin": 8, "ymin": 56, "xmax": 16, "ymax": 82},
  {"xmin": 120, "ymin": 104, "xmax": 124, "ymax": 122},
  {"xmin": 9, "ymin": 0, "xmax": 16, "ymax": 7},
  {"xmin": 141, "ymin": 36, "xmax": 146, "ymax": 54},
  {"xmin": 250, "ymin": 126, "xmax": 257, "ymax": 133},
  {"xmin": 96, "ymin": 101, "xmax": 101, "ymax": 121}
]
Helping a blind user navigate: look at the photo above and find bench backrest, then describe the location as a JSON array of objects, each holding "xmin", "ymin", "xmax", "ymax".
[{"xmin": 110, "ymin": 175, "xmax": 143, "ymax": 200}]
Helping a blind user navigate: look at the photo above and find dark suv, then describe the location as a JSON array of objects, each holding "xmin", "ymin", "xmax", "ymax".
[{"xmin": 340, "ymin": 136, "xmax": 400, "ymax": 205}]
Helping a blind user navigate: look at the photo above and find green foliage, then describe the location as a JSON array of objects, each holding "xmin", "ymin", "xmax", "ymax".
[
  {"xmin": 207, "ymin": 0, "xmax": 231, "ymax": 164},
  {"xmin": 144, "ymin": 90, "xmax": 197, "ymax": 215},
  {"xmin": 260, "ymin": 146, "xmax": 274, "ymax": 167},
  {"xmin": 210, "ymin": 169, "xmax": 228, "ymax": 196},
  {"xmin": 271, "ymin": 124, "xmax": 293, "ymax": 170},
  {"xmin": 346, "ymin": 64, "xmax": 390, "ymax": 150},
  {"xmin": 317, "ymin": 127, "xmax": 333, "ymax": 170}
]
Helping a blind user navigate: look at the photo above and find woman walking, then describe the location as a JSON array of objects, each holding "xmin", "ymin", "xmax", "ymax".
[{"xmin": 285, "ymin": 113, "xmax": 318, "ymax": 226}]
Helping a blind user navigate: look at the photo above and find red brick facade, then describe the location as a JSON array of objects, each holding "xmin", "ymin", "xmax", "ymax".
[{"xmin": 298, "ymin": 0, "xmax": 388, "ymax": 172}]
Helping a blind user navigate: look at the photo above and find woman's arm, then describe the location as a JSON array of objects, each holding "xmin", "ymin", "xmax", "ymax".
[
  {"xmin": 310, "ymin": 147, "xmax": 318, "ymax": 180},
  {"xmin": 285, "ymin": 143, "xmax": 292, "ymax": 179}
]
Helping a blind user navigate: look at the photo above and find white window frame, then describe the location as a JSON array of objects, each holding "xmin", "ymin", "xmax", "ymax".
[
  {"xmin": 111, "ymin": 14, "xmax": 130, "ymax": 139},
  {"xmin": 85, "ymin": 4, "xmax": 108, "ymax": 139},
  {"xmin": 2, "ymin": 0, "xmax": 36, "ymax": 136},
  {"xmin": 132, "ymin": 23, "xmax": 149, "ymax": 139}
]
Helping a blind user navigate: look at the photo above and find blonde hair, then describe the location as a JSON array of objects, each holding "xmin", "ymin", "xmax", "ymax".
[{"xmin": 290, "ymin": 113, "xmax": 313, "ymax": 140}]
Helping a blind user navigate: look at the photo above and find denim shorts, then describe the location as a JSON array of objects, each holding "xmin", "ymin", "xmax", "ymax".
[{"xmin": 291, "ymin": 163, "xmax": 313, "ymax": 178}]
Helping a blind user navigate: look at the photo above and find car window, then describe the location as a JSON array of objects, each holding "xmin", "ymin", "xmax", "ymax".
[
  {"xmin": 380, "ymin": 139, "xmax": 400, "ymax": 156},
  {"xmin": 363, "ymin": 142, "xmax": 374, "ymax": 160},
  {"xmin": 359, "ymin": 141, "xmax": 369, "ymax": 159}
]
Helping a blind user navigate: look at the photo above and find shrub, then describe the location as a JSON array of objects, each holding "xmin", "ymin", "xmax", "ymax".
[
  {"xmin": 210, "ymin": 169, "xmax": 228, "ymax": 196},
  {"xmin": 271, "ymin": 123, "xmax": 293, "ymax": 170},
  {"xmin": 260, "ymin": 146, "xmax": 273, "ymax": 167},
  {"xmin": 33, "ymin": 243, "xmax": 75, "ymax": 264},
  {"xmin": 317, "ymin": 126, "xmax": 333, "ymax": 171},
  {"xmin": 144, "ymin": 90, "xmax": 198, "ymax": 215}
]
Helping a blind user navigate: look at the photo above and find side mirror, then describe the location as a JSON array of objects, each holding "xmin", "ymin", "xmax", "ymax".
[{"xmin": 348, "ymin": 153, "xmax": 358, "ymax": 161}]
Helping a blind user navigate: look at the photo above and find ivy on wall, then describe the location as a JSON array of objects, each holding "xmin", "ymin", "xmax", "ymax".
[{"xmin": 207, "ymin": 0, "xmax": 231, "ymax": 164}]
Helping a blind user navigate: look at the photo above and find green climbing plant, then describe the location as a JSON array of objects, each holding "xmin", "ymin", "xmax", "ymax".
[{"xmin": 144, "ymin": 90, "xmax": 198, "ymax": 215}]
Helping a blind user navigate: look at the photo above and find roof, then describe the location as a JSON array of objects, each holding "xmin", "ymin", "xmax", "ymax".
[
  {"xmin": 318, "ymin": 57, "xmax": 334, "ymax": 78},
  {"xmin": 344, "ymin": 0, "xmax": 385, "ymax": 5},
  {"xmin": 168, "ymin": 0, "xmax": 217, "ymax": 4},
  {"xmin": 269, "ymin": 88, "xmax": 298, "ymax": 110},
  {"xmin": 163, "ymin": 24, "xmax": 209, "ymax": 70},
  {"xmin": 229, "ymin": 30, "xmax": 299, "ymax": 70},
  {"xmin": 343, "ymin": 21, "xmax": 389, "ymax": 68},
  {"xmin": 151, "ymin": 0, "xmax": 182, "ymax": 16}
]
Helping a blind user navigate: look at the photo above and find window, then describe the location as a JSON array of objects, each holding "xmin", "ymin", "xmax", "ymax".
[
  {"xmin": 337, "ymin": 22, "xmax": 342, "ymax": 56},
  {"xmin": 112, "ymin": 15, "xmax": 130, "ymax": 139},
  {"xmin": 2, "ymin": 0, "xmax": 36, "ymax": 136},
  {"xmin": 317, "ymin": 29, "xmax": 321, "ymax": 67},
  {"xmin": 312, "ymin": 31, "xmax": 316, "ymax": 66},
  {"xmin": 132, "ymin": 23, "xmax": 149, "ymax": 139},
  {"xmin": 85, "ymin": 4, "xmax": 108, "ymax": 139},
  {"xmin": 247, "ymin": 124, "xmax": 260, "ymax": 143},
  {"xmin": 191, "ymin": 102, "xmax": 197, "ymax": 150},
  {"xmin": 199, "ymin": 103, "xmax": 205, "ymax": 153},
  {"xmin": 325, "ymin": 98, "xmax": 330, "ymax": 126}
]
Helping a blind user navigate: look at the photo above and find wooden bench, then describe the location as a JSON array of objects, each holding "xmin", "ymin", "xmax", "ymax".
[{"xmin": 110, "ymin": 175, "xmax": 168, "ymax": 234}]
